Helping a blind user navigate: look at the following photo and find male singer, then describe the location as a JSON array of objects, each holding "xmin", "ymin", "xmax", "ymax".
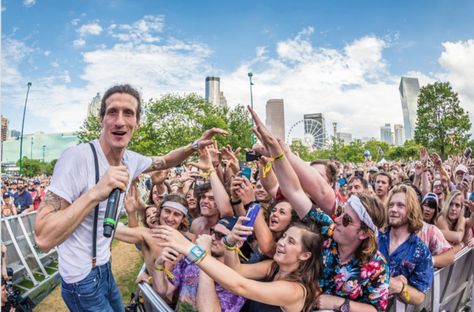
[{"xmin": 34, "ymin": 84, "xmax": 227, "ymax": 311}]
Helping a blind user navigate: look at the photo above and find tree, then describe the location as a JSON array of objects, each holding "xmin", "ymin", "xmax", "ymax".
[
  {"xmin": 76, "ymin": 114, "xmax": 101, "ymax": 143},
  {"xmin": 76, "ymin": 94, "xmax": 253, "ymax": 158},
  {"xmin": 415, "ymin": 82, "xmax": 471, "ymax": 158}
]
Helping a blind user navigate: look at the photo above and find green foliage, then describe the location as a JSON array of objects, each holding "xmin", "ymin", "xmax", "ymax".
[
  {"xmin": 16, "ymin": 157, "xmax": 56, "ymax": 177},
  {"xmin": 76, "ymin": 94, "xmax": 253, "ymax": 158},
  {"xmin": 289, "ymin": 139, "xmax": 420, "ymax": 163},
  {"xmin": 414, "ymin": 82, "xmax": 471, "ymax": 158},
  {"xmin": 76, "ymin": 114, "xmax": 101, "ymax": 143}
]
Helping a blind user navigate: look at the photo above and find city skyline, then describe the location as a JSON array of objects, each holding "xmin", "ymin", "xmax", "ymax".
[{"xmin": 2, "ymin": 1, "xmax": 474, "ymax": 139}]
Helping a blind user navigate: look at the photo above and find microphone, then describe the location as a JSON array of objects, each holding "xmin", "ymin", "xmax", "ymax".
[{"xmin": 103, "ymin": 188, "xmax": 121, "ymax": 237}]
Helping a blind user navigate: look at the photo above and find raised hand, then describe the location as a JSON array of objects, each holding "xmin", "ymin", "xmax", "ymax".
[
  {"xmin": 197, "ymin": 128, "xmax": 228, "ymax": 149},
  {"xmin": 124, "ymin": 182, "xmax": 145, "ymax": 214},
  {"xmin": 232, "ymin": 176, "xmax": 255, "ymax": 205},
  {"xmin": 188, "ymin": 148, "xmax": 213, "ymax": 172},
  {"xmin": 196, "ymin": 234, "xmax": 213, "ymax": 252},
  {"xmin": 430, "ymin": 152, "xmax": 442, "ymax": 168},
  {"xmin": 152, "ymin": 225, "xmax": 193, "ymax": 255},
  {"xmin": 225, "ymin": 216, "xmax": 254, "ymax": 246},
  {"xmin": 150, "ymin": 169, "xmax": 169, "ymax": 186},
  {"xmin": 247, "ymin": 106, "xmax": 282, "ymax": 156},
  {"xmin": 419, "ymin": 146, "xmax": 428, "ymax": 164}
]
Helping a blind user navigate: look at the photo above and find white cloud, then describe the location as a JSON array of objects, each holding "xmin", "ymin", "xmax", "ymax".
[
  {"xmin": 108, "ymin": 15, "xmax": 164, "ymax": 44},
  {"xmin": 50, "ymin": 61, "xmax": 59, "ymax": 68},
  {"xmin": 2, "ymin": 20, "xmax": 473, "ymax": 139},
  {"xmin": 437, "ymin": 39, "xmax": 474, "ymax": 131},
  {"xmin": 73, "ymin": 38, "xmax": 85, "ymax": 47},
  {"xmin": 44, "ymin": 50, "xmax": 51, "ymax": 56},
  {"xmin": 1, "ymin": 38, "xmax": 33, "ymax": 85},
  {"xmin": 71, "ymin": 18, "xmax": 80, "ymax": 26},
  {"xmin": 78, "ymin": 22, "xmax": 103, "ymax": 36},
  {"xmin": 23, "ymin": 0, "xmax": 36, "ymax": 7}
]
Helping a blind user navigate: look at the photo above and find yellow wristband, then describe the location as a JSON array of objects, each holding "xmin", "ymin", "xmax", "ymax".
[
  {"xmin": 155, "ymin": 264, "xmax": 164, "ymax": 271},
  {"xmin": 273, "ymin": 153, "xmax": 285, "ymax": 161}
]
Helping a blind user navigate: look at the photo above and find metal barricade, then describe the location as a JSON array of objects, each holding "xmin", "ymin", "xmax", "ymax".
[
  {"xmin": 132, "ymin": 264, "xmax": 174, "ymax": 312},
  {"xmin": 1, "ymin": 212, "xmax": 59, "ymax": 303}
]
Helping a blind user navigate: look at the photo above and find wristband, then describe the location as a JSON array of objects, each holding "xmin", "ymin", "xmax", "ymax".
[
  {"xmin": 223, "ymin": 236, "xmax": 237, "ymax": 250},
  {"xmin": 244, "ymin": 201, "xmax": 259, "ymax": 210},
  {"xmin": 230, "ymin": 198, "xmax": 242, "ymax": 205}
]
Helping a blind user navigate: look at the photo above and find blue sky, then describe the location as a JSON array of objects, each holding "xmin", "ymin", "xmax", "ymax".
[{"xmin": 2, "ymin": 0, "xmax": 474, "ymax": 140}]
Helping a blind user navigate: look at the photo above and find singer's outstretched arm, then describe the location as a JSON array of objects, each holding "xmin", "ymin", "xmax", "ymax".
[
  {"xmin": 143, "ymin": 128, "xmax": 228, "ymax": 173},
  {"xmin": 35, "ymin": 165, "xmax": 129, "ymax": 252}
]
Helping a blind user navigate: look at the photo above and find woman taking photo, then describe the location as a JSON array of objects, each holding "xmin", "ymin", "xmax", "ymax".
[{"xmin": 154, "ymin": 221, "xmax": 322, "ymax": 312}]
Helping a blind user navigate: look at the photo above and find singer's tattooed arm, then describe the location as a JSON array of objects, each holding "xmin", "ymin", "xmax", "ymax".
[
  {"xmin": 35, "ymin": 189, "xmax": 100, "ymax": 252},
  {"xmin": 39, "ymin": 191, "xmax": 70, "ymax": 220}
]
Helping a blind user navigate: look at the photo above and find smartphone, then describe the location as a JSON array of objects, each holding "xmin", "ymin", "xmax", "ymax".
[
  {"xmin": 240, "ymin": 166, "xmax": 252, "ymax": 180},
  {"xmin": 337, "ymin": 177, "xmax": 347, "ymax": 187},
  {"xmin": 246, "ymin": 151, "xmax": 261, "ymax": 162},
  {"xmin": 463, "ymin": 172, "xmax": 470, "ymax": 183},
  {"xmin": 242, "ymin": 202, "xmax": 261, "ymax": 228}
]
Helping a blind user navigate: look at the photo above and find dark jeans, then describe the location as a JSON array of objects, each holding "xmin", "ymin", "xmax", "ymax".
[{"xmin": 61, "ymin": 262, "xmax": 124, "ymax": 312}]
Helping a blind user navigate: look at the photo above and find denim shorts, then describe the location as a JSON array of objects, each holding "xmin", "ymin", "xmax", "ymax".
[{"xmin": 61, "ymin": 262, "xmax": 124, "ymax": 312}]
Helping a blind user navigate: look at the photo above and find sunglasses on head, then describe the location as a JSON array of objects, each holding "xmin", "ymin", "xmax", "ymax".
[{"xmin": 210, "ymin": 228, "xmax": 226, "ymax": 240}]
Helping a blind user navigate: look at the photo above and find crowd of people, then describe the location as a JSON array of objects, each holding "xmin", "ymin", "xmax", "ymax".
[
  {"xmin": 1, "ymin": 84, "xmax": 473, "ymax": 312},
  {"xmin": 110, "ymin": 108, "xmax": 473, "ymax": 311}
]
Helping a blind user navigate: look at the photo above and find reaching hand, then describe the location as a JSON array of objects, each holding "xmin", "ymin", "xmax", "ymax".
[
  {"xmin": 124, "ymin": 182, "xmax": 145, "ymax": 214},
  {"xmin": 233, "ymin": 176, "xmax": 255, "ymax": 205},
  {"xmin": 226, "ymin": 216, "xmax": 254, "ymax": 246},
  {"xmin": 430, "ymin": 153, "xmax": 442, "ymax": 168},
  {"xmin": 247, "ymin": 106, "xmax": 283, "ymax": 157},
  {"xmin": 150, "ymin": 169, "xmax": 169, "ymax": 185},
  {"xmin": 188, "ymin": 148, "xmax": 213, "ymax": 172},
  {"xmin": 152, "ymin": 225, "xmax": 193, "ymax": 255},
  {"xmin": 196, "ymin": 234, "xmax": 213, "ymax": 253},
  {"xmin": 419, "ymin": 146, "xmax": 428, "ymax": 164},
  {"xmin": 155, "ymin": 247, "xmax": 181, "ymax": 266},
  {"xmin": 197, "ymin": 128, "xmax": 229, "ymax": 149}
]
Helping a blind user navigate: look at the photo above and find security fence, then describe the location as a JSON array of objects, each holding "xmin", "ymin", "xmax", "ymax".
[{"xmin": 1, "ymin": 212, "xmax": 60, "ymax": 306}]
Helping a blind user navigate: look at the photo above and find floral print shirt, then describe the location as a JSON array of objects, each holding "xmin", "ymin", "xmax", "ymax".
[
  {"xmin": 378, "ymin": 228, "xmax": 433, "ymax": 293},
  {"xmin": 172, "ymin": 258, "xmax": 246, "ymax": 312},
  {"xmin": 304, "ymin": 208, "xmax": 390, "ymax": 311}
]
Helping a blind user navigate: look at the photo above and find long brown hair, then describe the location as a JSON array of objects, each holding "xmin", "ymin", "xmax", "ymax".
[
  {"xmin": 355, "ymin": 195, "xmax": 386, "ymax": 265},
  {"xmin": 267, "ymin": 221, "xmax": 322, "ymax": 312},
  {"xmin": 439, "ymin": 190, "xmax": 464, "ymax": 230},
  {"xmin": 388, "ymin": 184, "xmax": 423, "ymax": 233},
  {"xmin": 143, "ymin": 194, "xmax": 190, "ymax": 232}
]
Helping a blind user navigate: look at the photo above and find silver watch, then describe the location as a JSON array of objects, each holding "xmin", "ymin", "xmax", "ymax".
[{"xmin": 191, "ymin": 140, "xmax": 200, "ymax": 151}]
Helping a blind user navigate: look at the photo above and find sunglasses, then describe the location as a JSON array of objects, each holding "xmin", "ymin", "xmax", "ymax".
[
  {"xmin": 335, "ymin": 208, "xmax": 355, "ymax": 227},
  {"xmin": 210, "ymin": 228, "xmax": 226, "ymax": 240}
]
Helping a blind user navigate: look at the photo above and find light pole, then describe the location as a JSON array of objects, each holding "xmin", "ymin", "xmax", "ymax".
[
  {"xmin": 30, "ymin": 137, "xmax": 34, "ymax": 177},
  {"xmin": 248, "ymin": 72, "xmax": 254, "ymax": 144},
  {"xmin": 42, "ymin": 145, "xmax": 46, "ymax": 163},
  {"xmin": 332, "ymin": 122, "xmax": 337, "ymax": 158},
  {"xmin": 19, "ymin": 82, "xmax": 32, "ymax": 176}
]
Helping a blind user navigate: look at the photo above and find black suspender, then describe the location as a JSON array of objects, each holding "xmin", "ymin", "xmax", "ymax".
[{"xmin": 89, "ymin": 142, "xmax": 100, "ymax": 268}]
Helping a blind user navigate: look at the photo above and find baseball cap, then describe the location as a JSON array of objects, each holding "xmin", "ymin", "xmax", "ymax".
[
  {"xmin": 455, "ymin": 164, "xmax": 468, "ymax": 174},
  {"xmin": 422, "ymin": 192, "xmax": 438, "ymax": 203},
  {"xmin": 368, "ymin": 166, "xmax": 378, "ymax": 173}
]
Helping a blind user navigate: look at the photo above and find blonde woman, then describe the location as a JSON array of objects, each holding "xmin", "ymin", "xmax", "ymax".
[{"xmin": 435, "ymin": 190, "xmax": 465, "ymax": 246}]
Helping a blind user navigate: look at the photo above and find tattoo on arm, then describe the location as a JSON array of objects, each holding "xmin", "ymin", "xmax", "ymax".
[
  {"xmin": 150, "ymin": 156, "xmax": 166, "ymax": 171},
  {"xmin": 40, "ymin": 191, "xmax": 69, "ymax": 220}
]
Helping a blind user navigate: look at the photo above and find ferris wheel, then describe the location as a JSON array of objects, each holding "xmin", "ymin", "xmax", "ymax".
[{"xmin": 286, "ymin": 119, "xmax": 326, "ymax": 149}]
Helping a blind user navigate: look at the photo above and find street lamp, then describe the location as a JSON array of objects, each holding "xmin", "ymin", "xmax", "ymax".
[
  {"xmin": 332, "ymin": 122, "xmax": 337, "ymax": 158},
  {"xmin": 30, "ymin": 137, "xmax": 34, "ymax": 177},
  {"xmin": 248, "ymin": 72, "xmax": 254, "ymax": 144},
  {"xmin": 42, "ymin": 145, "xmax": 46, "ymax": 163},
  {"xmin": 19, "ymin": 82, "xmax": 32, "ymax": 176}
]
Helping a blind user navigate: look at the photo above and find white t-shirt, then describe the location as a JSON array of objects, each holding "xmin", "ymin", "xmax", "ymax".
[{"xmin": 48, "ymin": 139, "xmax": 151, "ymax": 283}]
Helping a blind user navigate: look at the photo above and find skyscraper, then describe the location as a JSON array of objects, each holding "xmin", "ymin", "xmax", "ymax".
[
  {"xmin": 205, "ymin": 77, "xmax": 221, "ymax": 106},
  {"xmin": 1, "ymin": 116, "xmax": 9, "ymax": 142},
  {"xmin": 399, "ymin": 77, "xmax": 420, "ymax": 140},
  {"xmin": 337, "ymin": 132, "xmax": 352, "ymax": 145},
  {"xmin": 380, "ymin": 123, "xmax": 392, "ymax": 145},
  {"xmin": 87, "ymin": 92, "xmax": 101, "ymax": 118},
  {"xmin": 303, "ymin": 113, "xmax": 326, "ymax": 148},
  {"xmin": 265, "ymin": 99, "xmax": 285, "ymax": 141},
  {"xmin": 394, "ymin": 124, "xmax": 404, "ymax": 146}
]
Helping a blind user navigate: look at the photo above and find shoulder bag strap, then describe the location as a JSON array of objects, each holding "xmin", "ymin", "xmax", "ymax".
[{"xmin": 89, "ymin": 142, "xmax": 100, "ymax": 268}]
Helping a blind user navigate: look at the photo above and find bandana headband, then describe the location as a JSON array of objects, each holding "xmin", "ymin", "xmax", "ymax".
[
  {"xmin": 347, "ymin": 195, "xmax": 378, "ymax": 235},
  {"xmin": 162, "ymin": 201, "xmax": 188, "ymax": 215}
]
